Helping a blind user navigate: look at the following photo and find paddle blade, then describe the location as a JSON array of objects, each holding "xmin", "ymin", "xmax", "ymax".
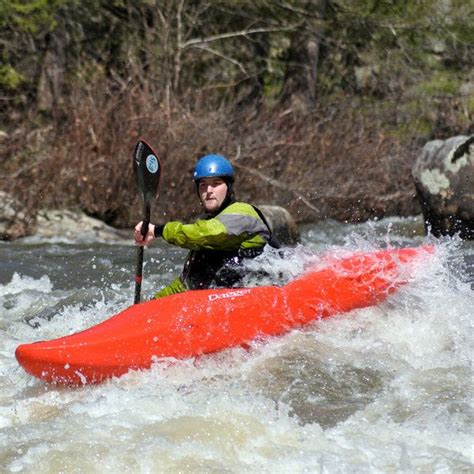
[
  {"xmin": 133, "ymin": 139, "xmax": 162, "ymax": 204},
  {"xmin": 132, "ymin": 138, "xmax": 162, "ymax": 304}
]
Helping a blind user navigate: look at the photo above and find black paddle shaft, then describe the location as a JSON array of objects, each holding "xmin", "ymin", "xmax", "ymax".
[{"xmin": 133, "ymin": 139, "xmax": 162, "ymax": 304}]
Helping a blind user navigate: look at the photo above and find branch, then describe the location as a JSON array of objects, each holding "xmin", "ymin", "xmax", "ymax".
[
  {"xmin": 190, "ymin": 45, "xmax": 248, "ymax": 74},
  {"xmin": 275, "ymin": 1, "xmax": 326, "ymax": 20},
  {"xmin": 181, "ymin": 25, "xmax": 300, "ymax": 49},
  {"xmin": 230, "ymin": 160, "xmax": 321, "ymax": 216}
]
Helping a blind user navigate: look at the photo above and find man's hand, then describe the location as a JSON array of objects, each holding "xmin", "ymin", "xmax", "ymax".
[{"xmin": 134, "ymin": 221, "xmax": 156, "ymax": 247}]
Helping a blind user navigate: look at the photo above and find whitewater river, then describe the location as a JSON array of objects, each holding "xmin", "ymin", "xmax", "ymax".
[{"xmin": 1, "ymin": 216, "xmax": 472, "ymax": 473}]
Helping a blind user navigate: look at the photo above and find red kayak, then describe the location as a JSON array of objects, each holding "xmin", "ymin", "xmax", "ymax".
[{"xmin": 15, "ymin": 245, "xmax": 433, "ymax": 385}]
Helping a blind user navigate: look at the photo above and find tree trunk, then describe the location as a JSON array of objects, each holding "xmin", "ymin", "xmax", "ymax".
[
  {"xmin": 281, "ymin": 0, "xmax": 328, "ymax": 107},
  {"xmin": 36, "ymin": 29, "xmax": 66, "ymax": 118}
]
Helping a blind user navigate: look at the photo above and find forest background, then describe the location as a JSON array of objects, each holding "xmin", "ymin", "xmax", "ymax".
[{"xmin": 1, "ymin": 0, "xmax": 473, "ymax": 233}]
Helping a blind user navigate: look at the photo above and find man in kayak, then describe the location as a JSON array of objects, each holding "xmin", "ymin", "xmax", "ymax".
[{"xmin": 134, "ymin": 154, "xmax": 279, "ymax": 298}]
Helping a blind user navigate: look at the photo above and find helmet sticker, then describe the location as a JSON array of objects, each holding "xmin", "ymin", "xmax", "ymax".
[{"xmin": 146, "ymin": 154, "xmax": 159, "ymax": 174}]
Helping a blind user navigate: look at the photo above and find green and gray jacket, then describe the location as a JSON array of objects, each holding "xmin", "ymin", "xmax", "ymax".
[{"xmin": 154, "ymin": 202, "xmax": 277, "ymax": 298}]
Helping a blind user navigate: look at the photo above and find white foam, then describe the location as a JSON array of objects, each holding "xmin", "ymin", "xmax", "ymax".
[{"xmin": 0, "ymin": 273, "xmax": 53, "ymax": 297}]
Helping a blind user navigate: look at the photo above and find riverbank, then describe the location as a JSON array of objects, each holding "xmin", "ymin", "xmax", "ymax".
[
  {"xmin": 1, "ymin": 94, "xmax": 473, "ymax": 242},
  {"xmin": 0, "ymin": 98, "xmax": 438, "ymax": 231}
]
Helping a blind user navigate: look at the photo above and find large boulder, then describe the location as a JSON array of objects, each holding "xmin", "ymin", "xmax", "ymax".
[
  {"xmin": 259, "ymin": 205, "xmax": 300, "ymax": 245},
  {"xmin": 0, "ymin": 191, "xmax": 32, "ymax": 240},
  {"xmin": 412, "ymin": 135, "xmax": 474, "ymax": 239},
  {"xmin": 35, "ymin": 210, "xmax": 128, "ymax": 240}
]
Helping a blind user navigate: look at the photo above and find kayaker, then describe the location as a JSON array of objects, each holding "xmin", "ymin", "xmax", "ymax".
[{"xmin": 134, "ymin": 153, "xmax": 280, "ymax": 298}]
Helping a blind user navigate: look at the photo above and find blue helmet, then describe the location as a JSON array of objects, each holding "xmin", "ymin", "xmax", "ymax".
[{"xmin": 193, "ymin": 154, "xmax": 234, "ymax": 182}]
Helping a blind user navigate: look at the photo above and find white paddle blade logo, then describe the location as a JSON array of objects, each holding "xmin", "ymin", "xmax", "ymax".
[{"xmin": 146, "ymin": 154, "xmax": 159, "ymax": 174}]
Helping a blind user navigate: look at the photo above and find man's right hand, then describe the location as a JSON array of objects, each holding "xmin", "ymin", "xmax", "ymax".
[{"xmin": 134, "ymin": 221, "xmax": 156, "ymax": 247}]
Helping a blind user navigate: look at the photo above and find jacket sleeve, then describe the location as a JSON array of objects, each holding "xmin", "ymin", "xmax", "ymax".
[
  {"xmin": 161, "ymin": 203, "xmax": 269, "ymax": 251},
  {"xmin": 162, "ymin": 218, "xmax": 239, "ymax": 250}
]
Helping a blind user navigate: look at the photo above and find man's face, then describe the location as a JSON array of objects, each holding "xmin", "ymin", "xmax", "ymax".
[{"xmin": 198, "ymin": 177, "xmax": 228, "ymax": 213}]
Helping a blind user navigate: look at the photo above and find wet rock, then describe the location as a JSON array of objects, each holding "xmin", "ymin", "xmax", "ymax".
[
  {"xmin": 412, "ymin": 135, "xmax": 474, "ymax": 239},
  {"xmin": 25, "ymin": 287, "xmax": 119, "ymax": 328},
  {"xmin": 259, "ymin": 205, "xmax": 300, "ymax": 245},
  {"xmin": 0, "ymin": 191, "xmax": 32, "ymax": 240},
  {"xmin": 35, "ymin": 209, "xmax": 128, "ymax": 240}
]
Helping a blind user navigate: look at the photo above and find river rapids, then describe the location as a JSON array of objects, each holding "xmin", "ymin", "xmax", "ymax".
[{"xmin": 0, "ymin": 216, "xmax": 472, "ymax": 473}]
